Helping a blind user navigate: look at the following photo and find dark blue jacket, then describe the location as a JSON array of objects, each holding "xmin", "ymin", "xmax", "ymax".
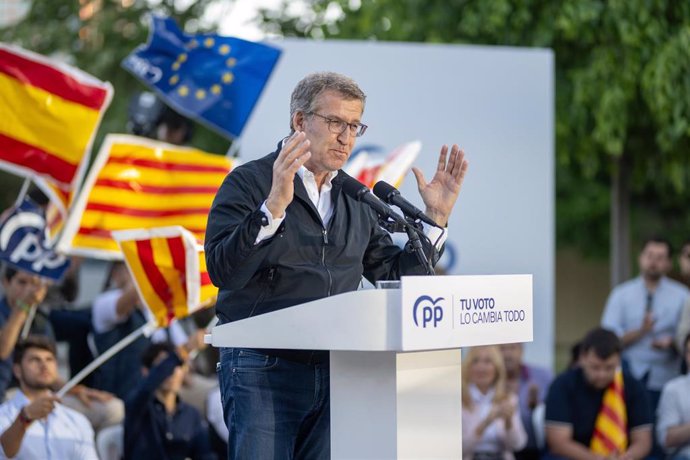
[{"xmin": 205, "ymin": 142, "xmax": 435, "ymax": 324}]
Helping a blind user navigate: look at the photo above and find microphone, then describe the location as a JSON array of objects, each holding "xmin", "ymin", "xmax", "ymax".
[
  {"xmin": 373, "ymin": 181, "xmax": 440, "ymax": 227},
  {"xmin": 343, "ymin": 177, "xmax": 434, "ymax": 275},
  {"xmin": 342, "ymin": 177, "xmax": 406, "ymax": 224}
]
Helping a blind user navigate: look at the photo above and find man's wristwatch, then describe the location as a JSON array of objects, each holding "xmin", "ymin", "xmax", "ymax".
[{"xmin": 18, "ymin": 407, "xmax": 33, "ymax": 427}]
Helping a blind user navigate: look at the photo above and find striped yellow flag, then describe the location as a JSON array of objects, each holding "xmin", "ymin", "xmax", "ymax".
[
  {"xmin": 0, "ymin": 44, "xmax": 112, "ymax": 192},
  {"xmin": 58, "ymin": 134, "xmax": 233, "ymax": 259},
  {"xmin": 590, "ymin": 369, "xmax": 627, "ymax": 456},
  {"xmin": 113, "ymin": 227, "xmax": 217, "ymax": 327}
]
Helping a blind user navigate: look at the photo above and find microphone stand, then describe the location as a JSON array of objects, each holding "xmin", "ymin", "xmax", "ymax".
[{"xmin": 377, "ymin": 216, "xmax": 435, "ymax": 276}]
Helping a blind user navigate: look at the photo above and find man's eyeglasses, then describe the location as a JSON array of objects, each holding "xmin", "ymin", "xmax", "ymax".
[{"xmin": 309, "ymin": 112, "xmax": 368, "ymax": 137}]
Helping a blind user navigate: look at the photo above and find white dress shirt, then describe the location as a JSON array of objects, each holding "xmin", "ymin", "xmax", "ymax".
[
  {"xmin": 256, "ymin": 166, "xmax": 447, "ymax": 250},
  {"xmin": 0, "ymin": 390, "xmax": 98, "ymax": 460}
]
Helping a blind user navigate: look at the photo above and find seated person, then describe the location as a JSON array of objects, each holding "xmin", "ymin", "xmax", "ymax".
[
  {"xmin": 500, "ymin": 342, "xmax": 553, "ymax": 460},
  {"xmin": 1, "ymin": 265, "xmax": 122, "ymax": 432},
  {"xmin": 0, "ymin": 336, "xmax": 98, "ymax": 459},
  {"xmin": 124, "ymin": 342, "xmax": 214, "ymax": 460},
  {"xmin": 0, "ymin": 266, "xmax": 48, "ymax": 401},
  {"xmin": 462, "ymin": 345, "xmax": 527, "ymax": 460},
  {"xmin": 545, "ymin": 327, "xmax": 652, "ymax": 460},
  {"xmin": 656, "ymin": 333, "xmax": 690, "ymax": 459}
]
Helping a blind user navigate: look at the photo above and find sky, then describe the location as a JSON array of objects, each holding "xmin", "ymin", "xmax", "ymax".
[{"xmin": 205, "ymin": 0, "xmax": 284, "ymax": 40}]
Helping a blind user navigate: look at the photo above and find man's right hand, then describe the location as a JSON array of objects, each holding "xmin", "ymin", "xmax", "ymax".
[
  {"xmin": 640, "ymin": 312, "xmax": 655, "ymax": 334},
  {"xmin": 23, "ymin": 394, "xmax": 60, "ymax": 421},
  {"xmin": 265, "ymin": 131, "xmax": 311, "ymax": 219}
]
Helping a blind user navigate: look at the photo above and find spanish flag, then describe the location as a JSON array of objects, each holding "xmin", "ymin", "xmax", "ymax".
[
  {"xmin": 114, "ymin": 226, "xmax": 216, "ymax": 327},
  {"xmin": 0, "ymin": 44, "xmax": 112, "ymax": 192},
  {"xmin": 58, "ymin": 134, "xmax": 234, "ymax": 259},
  {"xmin": 590, "ymin": 369, "xmax": 627, "ymax": 456}
]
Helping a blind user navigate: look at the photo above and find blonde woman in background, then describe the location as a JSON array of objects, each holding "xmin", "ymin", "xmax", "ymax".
[{"xmin": 462, "ymin": 345, "xmax": 527, "ymax": 460}]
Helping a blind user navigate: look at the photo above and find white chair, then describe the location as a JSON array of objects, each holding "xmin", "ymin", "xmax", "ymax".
[{"xmin": 96, "ymin": 423, "xmax": 123, "ymax": 460}]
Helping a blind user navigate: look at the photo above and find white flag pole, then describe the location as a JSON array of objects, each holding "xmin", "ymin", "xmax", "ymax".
[
  {"xmin": 20, "ymin": 304, "xmax": 37, "ymax": 340},
  {"xmin": 57, "ymin": 320, "xmax": 158, "ymax": 397}
]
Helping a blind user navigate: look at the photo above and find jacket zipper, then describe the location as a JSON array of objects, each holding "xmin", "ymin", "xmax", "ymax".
[{"xmin": 322, "ymin": 229, "xmax": 333, "ymax": 297}]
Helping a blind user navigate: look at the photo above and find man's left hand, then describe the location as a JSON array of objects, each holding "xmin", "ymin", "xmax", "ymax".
[{"xmin": 412, "ymin": 144, "xmax": 468, "ymax": 227}]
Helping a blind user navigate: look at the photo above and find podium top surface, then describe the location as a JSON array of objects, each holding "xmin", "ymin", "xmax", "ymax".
[{"xmin": 209, "ymin": 275, "xmax": 533, "ymax": 352}]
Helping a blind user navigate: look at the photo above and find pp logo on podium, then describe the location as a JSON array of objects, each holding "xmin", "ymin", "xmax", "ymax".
[{"xmin": 412, "ymin": 295, "xmax": 445, "ymax": 328}]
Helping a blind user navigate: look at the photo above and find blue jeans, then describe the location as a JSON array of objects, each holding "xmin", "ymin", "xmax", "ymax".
[{"xmin": 218, "ymin": 347, "xmax": 330, "ymax": 460}]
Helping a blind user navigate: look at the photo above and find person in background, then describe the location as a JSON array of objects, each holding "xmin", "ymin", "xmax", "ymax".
[
  {"xmin": 601, "ymin": 237, "xmax": 688, "ymax": 458},
  {"xmin": 500, "ymin": 343, "xmax": 553, "ymax": 460},
  {"xmin": 0, "ymin": 266, "xmax": 47, "ymax": 402},
  {"xmin": 656, "ymin": 333, "xmax": 690, "ymax": 459},
  {"xmin": 545, "ymin": 327, "xmax": 652, "ymax": 460},
  {"xmin": 462, "ymin": 345, "xmax": 527, "ymax": 460},
  {"xmin": 668, "ymin": 240, "xmax": 690, "ymax": 289},
  {"xmin": 124, "ymin": 342, "xmax": 214, "ymax": 460},
  {"xmin": 0, "ymin": 336, "xmax": 98, "ymax": 459},
  {"xmin": 0, "ymin": 264, "xmax": 123, "ymax": 433}
]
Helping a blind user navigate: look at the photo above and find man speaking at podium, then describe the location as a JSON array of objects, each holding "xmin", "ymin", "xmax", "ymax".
[{"xmin": 205, "ymin": 71, "xmax": 468, "ymax": 459}]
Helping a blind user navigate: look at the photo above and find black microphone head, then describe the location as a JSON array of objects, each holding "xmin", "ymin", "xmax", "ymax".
[
  {"xmin": 342, "ymin": 177, "xmax": 368, "ymax": 200},
  {"xmin": 373, "ymin": 181, "xmax": 399, "ymax": 203}
]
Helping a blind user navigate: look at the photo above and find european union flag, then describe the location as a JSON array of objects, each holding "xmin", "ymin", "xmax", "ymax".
[{"xmin": 122, "ymin": 16, "xmax": 282, "ymax": 139}]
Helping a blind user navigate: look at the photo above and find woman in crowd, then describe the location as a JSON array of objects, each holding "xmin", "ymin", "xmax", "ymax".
[{"xmin": 462, "ymin": 345, "xmax": 527, "ymax": 460}]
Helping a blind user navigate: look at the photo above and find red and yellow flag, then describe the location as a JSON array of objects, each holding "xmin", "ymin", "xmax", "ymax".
[
  {"xmin": 58, "ymin": 134, "xmax": 233, "ymax": 259},
  {"xmin": 0, "ymin": 44, "xmax": 112, "ymax": 192},
  {"xmin": 114, "ymin": 226, "xmax": 216, "ymax": 327},
  {"xmin": 590, "ymin": 369, "xmax": 628, "ymax": 456}
]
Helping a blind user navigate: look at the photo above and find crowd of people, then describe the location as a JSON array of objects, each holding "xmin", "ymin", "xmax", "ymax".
[
  {"xmin": 2, "ymin": 69, "xmax": 690, "ymax": 460},
  {"xmin": 461, "ymin": 237, "xmax": 690, "ymax": 460},
  {"xmin": 0, "ymin": 258, "xmax": 226, "ymax": 460}
]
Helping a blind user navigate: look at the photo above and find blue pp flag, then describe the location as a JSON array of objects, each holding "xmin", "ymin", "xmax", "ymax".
[
  {"xmin": 122, "ymin": 16, "xmax": 282, "ymax": 139},
  {"xmin": 0, "ymin": 198, "xmax": 70, "ymax": 281}
]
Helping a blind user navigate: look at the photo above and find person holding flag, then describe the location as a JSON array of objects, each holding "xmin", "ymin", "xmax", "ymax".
[
  {"xmin": 544, "ymin": 328, "xmax": 653, "ymax": 460},
  {"xmin": 205, "ymin": 71, "xmax": 469, "ymax": 459}
]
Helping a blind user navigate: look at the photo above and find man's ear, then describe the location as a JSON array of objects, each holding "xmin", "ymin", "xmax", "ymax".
[
  {"xmin": 141, "ymin": 367, "xmax": 149, "ymax": 377},
  {"xmin": 12, "ymin": 363, "xmax": 20, "ymax": 381},
  {"xmin": 293, "ymin": 111, "xmax": 306, "ymax": 132}
]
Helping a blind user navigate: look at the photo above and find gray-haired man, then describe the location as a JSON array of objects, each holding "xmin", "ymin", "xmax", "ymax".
[{"xmin": 205, "ymin": 71, "xmax": 469, "ymax": 459}]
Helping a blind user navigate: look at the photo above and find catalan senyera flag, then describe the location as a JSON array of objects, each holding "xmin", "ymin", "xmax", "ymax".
[
  {"xmin": 344, "ymin": 141, "xmax": 421, "ymax": 189},
  {"xmin": 590, "ymin": 369, "xmax": 627, "ymax": 456},
  {"xmin": 114, "ymin": 227, "xmax": 216, "ymax": 327},
  {"xmin": 0, "ymin": 44, "xmax": 113, "ymax": 193},
  {"xmin": 58, "ymin": 134, "xmax": 234, "ymax": 259}
]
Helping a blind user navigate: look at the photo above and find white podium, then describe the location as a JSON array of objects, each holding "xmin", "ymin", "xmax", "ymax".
[{"xmin": 208, "ymin": 275, "xmax": 533, "ymax": 459}]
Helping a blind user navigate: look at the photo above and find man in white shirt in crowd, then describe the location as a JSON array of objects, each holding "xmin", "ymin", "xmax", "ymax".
[{"xmin": 0, "ymin": 335, "xmax": 98, "ymax": 459}]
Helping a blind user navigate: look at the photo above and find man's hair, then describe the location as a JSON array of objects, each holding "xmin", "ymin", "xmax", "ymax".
[
  {"xmin": 289, "ymin": 72, "xmax": 366, "ymax": 132},
  {"xmin": 141, "ymin": 342, "xmax": 178, "ymax": 369},
  {"xmin": 641, "ymin": 236, "xmax": 673, "ymax": 258},
  {"xmin": 2, "ymin": 264, "xmax": 17, "ymax": 282},
  {"xmin": 580, "ymin": 327, "xmax": 621, "ymax": 360},
  {"xmin": 14, "ymin": 335, "xmax": 57, "ymax": 365}
]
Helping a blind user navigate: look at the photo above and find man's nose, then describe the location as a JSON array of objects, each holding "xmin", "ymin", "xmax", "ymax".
[{"xmin": 337, "ymin": 128, "xmax": 353, "ymax": 143}]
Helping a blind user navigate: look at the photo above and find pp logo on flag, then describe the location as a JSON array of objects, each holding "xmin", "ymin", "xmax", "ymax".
[{"xmin": 0, "ymin": 199, "xmax": 69, "ymax": 280}]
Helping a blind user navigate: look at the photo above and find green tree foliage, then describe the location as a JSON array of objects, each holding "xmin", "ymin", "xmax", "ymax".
[
  {"xmin": 0, "ymin": 0, "xmax": 229, "ymax": 209},
  {"xmin": 259, "ymin": 0, "xmax": 690, "ymax": 259}
]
